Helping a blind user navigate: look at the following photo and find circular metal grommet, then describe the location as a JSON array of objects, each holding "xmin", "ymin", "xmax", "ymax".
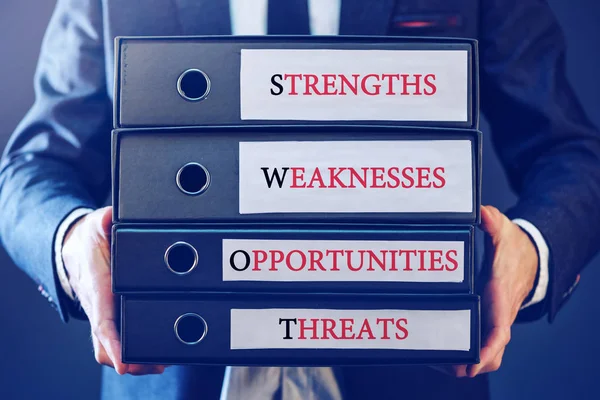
[
  {"xmin": 174, "ymin": 313, "xmax": 208, "ymax": 345},
  {"xmin": 176, "ymin": 162, "xmax": 211, "ymax": 196},
  {"xmin": 177, "ymin": 69, "xmax": 211, "ymax": 101},
  {"xmin": 164, "ymin": 241, "xmax": 199, "ymax": 275}
]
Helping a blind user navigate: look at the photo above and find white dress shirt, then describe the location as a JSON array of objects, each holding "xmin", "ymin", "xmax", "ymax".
[{"xmin": 55, "ymin": 1, "xmax": 549, "ymax": 399}]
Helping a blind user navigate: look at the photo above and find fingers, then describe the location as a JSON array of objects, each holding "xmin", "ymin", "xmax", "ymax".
[
  {"xmin": 91, "ymin": 332, "xmax": 166, "ymax": 375},
  {"xmin": 469, "ymin": 281, "xmax": 512, "ymax": 377},
  {"xmin": 485, "ymin": 347, "xmax": 506, "ymax": 375},
  {"xmin": 91, "ymin": 333, "xmax": 165, "ymax": 375},
  {"xmin": 90, "ymin": 295, "xmax": 166, "ymax": 376},
  {"xmin": 430, "ymin": 365, "xmax": 469, "ymax": 378},
  {"xmin": 66, "ymin": 207, "xmax": 164, "ymax": 377},
  {"xmin": 434, "ymin": 325, "xmax": 510, "ymax": 379},
  {"xmin": 126, "ymin": 364, "xmax": 167, "ymax": 376},
  {"xmin": 468, "ymin": 348, "xmax": 506, "ymax": 377},
  {"xmin": 89, "ymin": 259, "xmax": 131, "ymax": 375},
  {"xmin": 477, "ymin": 205, "xmax": 505, "ymax": 293},
  {"xmin": 92, "ymin": 334, "xmax": 114, "ymax": 369},
  {"xmin": 435, "ymin": 329, "xmax": 509, "ymax": 378},
  {"xmin": 480, "ymin": 205, "xmax": 503, "ymax": 235},
  {"xmin": 467, "ymin": 326, "xmax": 511, "ymax": 377},
  {"xmin": 94, "ymin": 318, "xmax": 128, "ymax": 375},
  {"xmin": 473, "ymin": 205, "xmax": 535, "ymax": 378},
  {"xmin": 87, "ymin": 232, "xmax": 165, "ymax": 376}
]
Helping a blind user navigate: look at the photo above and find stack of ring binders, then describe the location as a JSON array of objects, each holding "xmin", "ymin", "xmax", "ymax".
[{"xmin": 112, "ymin": 36, "xmax": 482, "ymax": 366}]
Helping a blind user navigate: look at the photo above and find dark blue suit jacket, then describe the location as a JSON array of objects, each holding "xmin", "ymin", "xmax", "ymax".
[{"xmin": 1, "ymin": 0, "xmax": 599, "ymax": 399}]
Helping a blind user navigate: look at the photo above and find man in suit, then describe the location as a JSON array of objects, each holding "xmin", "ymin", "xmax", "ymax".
[{"xmin": 1, "ymin": 0, "xmax": 599, "ymax": 399}]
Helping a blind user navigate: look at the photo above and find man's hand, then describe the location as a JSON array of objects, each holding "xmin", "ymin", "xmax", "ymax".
[
  {"xmin": 62, "ymin": 206, "xmax": 166, "ymax": 376},
  {"xmin": 435, "ymin": 205, "xmax": 539, "ymax": 378}
]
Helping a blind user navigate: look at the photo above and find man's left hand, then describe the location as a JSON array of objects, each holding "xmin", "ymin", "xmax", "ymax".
[{"xmin": 435, "ymin": 205, "xmax": 539, "ymax": 378}]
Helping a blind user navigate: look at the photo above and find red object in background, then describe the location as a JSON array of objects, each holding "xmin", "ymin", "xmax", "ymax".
[{"xmin": 393, "ymin": 14, "xmax": 463, "ymax": 29}]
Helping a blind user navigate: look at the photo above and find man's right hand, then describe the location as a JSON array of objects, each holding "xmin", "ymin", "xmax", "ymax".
[{"xmin": 62, "ymin": 206, "xmax": 166, "ymax": 376}]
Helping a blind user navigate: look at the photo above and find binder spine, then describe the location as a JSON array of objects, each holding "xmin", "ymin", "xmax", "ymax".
[
  {"xmin": 112, "ymin": 224, "xmax": 474, "ymax": 294},
  {"xmin": 113, "ymin": 126, "xmax": 482, "ymax": 224},
  {"xmin": 121, "ymin": 293, "xmax": 480, "ymax": 365},
  {"xmin": 115, "ymin": 36, "xmax": 478, "ymax": 129}
]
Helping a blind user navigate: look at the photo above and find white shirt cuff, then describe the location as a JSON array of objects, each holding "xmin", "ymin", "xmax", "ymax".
[
  {"xmin": 512, "ymin": 218, "xmax": 550, "ymax": 309},
  {"xmin": 55, "ymin": 208, "xmax": 94, "ymax": 301}
]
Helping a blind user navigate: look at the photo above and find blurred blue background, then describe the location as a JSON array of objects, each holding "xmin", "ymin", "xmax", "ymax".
[{"xmin": 0, "ymin": 1, "xmax": 599, "ymax": 399}]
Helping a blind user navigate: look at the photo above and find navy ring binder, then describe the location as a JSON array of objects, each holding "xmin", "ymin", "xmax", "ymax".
[
  {"xmin": 115, "ymin": 36, "xmax": 478, "ymax": 129},
  {"xmin": 113, "ymin": 126, "xmax": 482, "ymax": 224},
  {"xmin": 121, "ymin": 293, "xmax": 480, "ymax": 365},
  {"xmin": 112, "ymin": 224, "xmax": 474, "ymax": 294}
]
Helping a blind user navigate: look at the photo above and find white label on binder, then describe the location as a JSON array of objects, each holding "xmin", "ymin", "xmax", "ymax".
[
  {"xmin": 223, "ymin": 239, "xmax": 465, "ymax": 282},
  {"xmin": 240, "ymin": 49, "xmax": 469, "ymax": 122},
  {"xmin": 230, "ymin": 308, "xmax": 471, "ymax": 350},
  {"xmin": 238, "ymin": 140, "xmax": 473, "ymax": 214}
]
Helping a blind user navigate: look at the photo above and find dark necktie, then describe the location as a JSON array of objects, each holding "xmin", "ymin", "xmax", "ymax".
[{"xmin": 267, "ymin": 0, "xmax": 310, "ymax": 35}]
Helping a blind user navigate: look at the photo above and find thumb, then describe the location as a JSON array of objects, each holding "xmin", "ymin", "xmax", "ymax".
[
  {"xmin": 98, "ymin": 206, "xmax": 113, "ymax": 238},
  {"xmin": 480, "ymin": 205, "xmax": 505, "ymax": 240},
  {"xmin": 476, "ymin": 205, "xmax": 507, "ymax": 294}
]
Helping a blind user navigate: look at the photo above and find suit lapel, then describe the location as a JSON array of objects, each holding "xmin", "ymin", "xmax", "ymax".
[
  {"xmin": 172, "ymin": 0, "xmax": 231, "ymax": 35},
  {"xmin": 339, "ymin": 0, "xmax": 396, "ymax": 35}
]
